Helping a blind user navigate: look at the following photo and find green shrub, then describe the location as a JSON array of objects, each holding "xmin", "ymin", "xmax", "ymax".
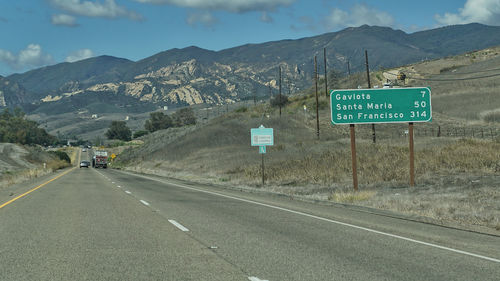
[
  {"xmin": 270, "ymin": 95, "xmax": 289, "ymax": 107},
  {"xmin": 49, "ymin": 151, "xmax": 71, "ymax": 163},
  {"xmin": 235, "ymin": 106, "xmax": 248, "ymax": 113},
  {"xmin": 105, "ymin": 121, "xmax": 132, "ymax": 141},
  {"xmin": 483, "ymin": 111, "xmax": 500, "ymax": 123},
  {"xmin": 133, "ymin": 130, "xmax": 149, "ymax": 138}
]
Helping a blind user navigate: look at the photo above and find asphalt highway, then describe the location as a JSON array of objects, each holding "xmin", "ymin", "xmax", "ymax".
[{"xmin": 0, "ymin": 150, "xmax": 499, "ymax": 280}]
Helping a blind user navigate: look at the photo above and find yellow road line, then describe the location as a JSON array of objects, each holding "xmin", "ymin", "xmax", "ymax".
[{"xmin": 0, "ymin": 167, "xmax": 76, "ymax": 210}]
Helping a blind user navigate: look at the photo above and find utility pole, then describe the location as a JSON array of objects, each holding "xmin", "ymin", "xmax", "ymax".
[
  {"xmin": 279, "ymin": 66, "xmax": 282, "ymax": 117},
  {"xmin": 269, "ymin": 85, "xmax": 272, "ymax": 105},
  {"xmin": 324, "ymin": 48, "xmax": 328, "ymax": 98},
  {"xmin": 347, "ymin": 60, "xmax": 351, "ymax": 76},
  {"xmin": 314, "ymin": 56, "xmax": 320, "ymax": 139},
  {"xmin": 365, "ymin": 50, "xmax": 376, "ymax": 144}
]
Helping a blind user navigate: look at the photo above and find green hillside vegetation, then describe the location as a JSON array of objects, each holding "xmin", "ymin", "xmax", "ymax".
[
  {"xmin": 0, "ymin": 108, "xmax": 57, "ymax": 145},
  {"xmin": 144, "ymin": 108, "xmax": 197, "ymax": 133}
]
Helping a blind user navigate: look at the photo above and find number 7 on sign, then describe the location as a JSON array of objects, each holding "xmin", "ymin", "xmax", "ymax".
[{"xmin": 421, "ymin": 91, "xmax": 426, "ymax": 97}]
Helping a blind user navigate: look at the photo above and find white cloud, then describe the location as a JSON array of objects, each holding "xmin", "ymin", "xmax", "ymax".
[
  {"xmin": 51, "ymin": 14, "xmax": 78, "ymax": 26},
  {"xmin": 0, "ymin": 44, "xmax": 54, "ymax": 71},
  {"xmin": 65, "ymin": 49, "xmax": 94, "ymax": 62},
  {"xmin": 324, "ymin": 4, "xmax": 394, "ymax": 29},
  {"xmin": 186, "ymin": 11, "xmax": 218, "ymax": 27},
  {"xmin": 133, "ymin": 0, "xmax": 295, "ymax": 13},
  {"xmin": 260, "ymin": 11, "xmax": 273, "ymax": 23},
  {"xmin": 49, "ymin": 0, "xmax": 142, "ymax": 20},
  {"xmin": 435, "ymin": 0, "xmax": 500, "ymax": 26}
]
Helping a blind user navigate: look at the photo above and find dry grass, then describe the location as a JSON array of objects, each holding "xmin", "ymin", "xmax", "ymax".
[
  {"xmin": 0, "ymin": 145, "xmax": 73, "ymax": 189},
  {"xmin": 329, "ymin": 190, "xmax": 377, "ymax": 203},
  {"xmin": 358, "ymin": 175, "xmax": 500, "ymax": 231},
  {"xmin": 0, "ymin": 159, "xmax": 70, "ymax": 188},
  {"xmin": 241, "ymin": 139, "xmax": 500, "ymax": 185}
]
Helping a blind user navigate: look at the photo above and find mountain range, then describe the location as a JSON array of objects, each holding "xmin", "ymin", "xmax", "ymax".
[{"xmin": 2, "ymin": 23, "xmax": 500, "ymax": 114}]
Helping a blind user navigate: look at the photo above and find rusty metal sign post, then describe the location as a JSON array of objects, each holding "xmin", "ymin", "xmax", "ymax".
[
  {"xmin": 409, "ymin": 122, "xmax": 415, "ymax": 187},
  {"xmin": 350, "ymin": 124, "xmax": 358, "ymax": 191}
]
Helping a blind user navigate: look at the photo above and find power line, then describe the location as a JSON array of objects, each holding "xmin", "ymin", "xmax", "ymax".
[
  {"xmin": 385, "ymin": 71, "xmax": 500, "ymax": 81},
  {"xmin": 399, "ymin": 67, "xmax": 500, "ymax": 76}
]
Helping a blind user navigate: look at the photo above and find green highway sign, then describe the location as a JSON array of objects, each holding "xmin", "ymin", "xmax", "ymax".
[{"xmin": 330, "ymin": 87, "xmax": 432, "ymax": 125}]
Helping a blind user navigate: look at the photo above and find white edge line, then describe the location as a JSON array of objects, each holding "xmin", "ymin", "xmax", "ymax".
[
  {"xmin": 168, "ymin": 219, "xmax": 189, "ymax": 232},
  {"xmin": 140, "ymin": 200, "xmax": 150, "ymax": 206},
  {"xmin": 126, "ymin": 172, "xmax": 500, "ymax": 264},
  {"xmin": 248, "ymin": 277, "xmax": 268, "ymax": 281}
]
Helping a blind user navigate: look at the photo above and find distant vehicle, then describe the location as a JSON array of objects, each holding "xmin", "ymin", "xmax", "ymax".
[
  {"xmin": 93, "ymin": 150, "xmax": 108, "ymax": 168},
  {"xmin": 82, "ymin": 148, "xmax": 87, "ymax": 152},
  {"xmin": 79, "ymin": 160, "xmax": 90, "ymax": 168}
]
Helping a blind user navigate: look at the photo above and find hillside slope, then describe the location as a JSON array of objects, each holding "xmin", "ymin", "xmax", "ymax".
[{"xmin": 113, "ymin": 47, "xmax": 500, "ymax": 233}]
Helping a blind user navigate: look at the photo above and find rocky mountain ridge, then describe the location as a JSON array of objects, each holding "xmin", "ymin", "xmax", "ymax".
[{"xmin": 4, "ymin": 23, "xmax": 500, "ymax": 113}]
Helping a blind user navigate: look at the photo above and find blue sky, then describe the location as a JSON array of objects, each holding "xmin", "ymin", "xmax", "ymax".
[{"xmin": 0, "ymin": 0, "xmax": 499, "ymax": 76}]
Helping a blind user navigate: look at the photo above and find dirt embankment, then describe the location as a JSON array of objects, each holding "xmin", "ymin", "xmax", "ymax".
[
  {"xmin": 0, "ymin": 144, "xmax": 37, "ymax": 173},
  {"xmin": 0, "ymin": 144, "xmax": 73, "ymax": 188}
]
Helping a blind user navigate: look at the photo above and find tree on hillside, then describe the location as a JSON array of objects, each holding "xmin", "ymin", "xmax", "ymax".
[
  {"xmin": 105, "ymin": 121, "xmax": 131, "ymax": 141},
  {"xmin": 270, "ymin": 95, "xmax": 289, "ymax": 108},
  {"xmin": 172, "ymin": 107, "xmax": 196, "ymax": 127},
  {"xmin": 144, "ymin": 112, "xmax": 173, "ymax": 132},
  {"xmin": 0, "ymin": 108, "xmax": 57, "ymax": 145}
]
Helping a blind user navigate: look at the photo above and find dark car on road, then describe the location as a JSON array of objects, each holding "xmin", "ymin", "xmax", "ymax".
[{"xmin": 79, "ymin": 160, "xmax": 90, "ymax": 168}]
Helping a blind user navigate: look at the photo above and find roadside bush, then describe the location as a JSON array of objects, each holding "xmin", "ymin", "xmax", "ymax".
[
  {"xmin": 49, "ymin": 151, "xmax": 71, "ymax": 163},
  {"xmin": 172, "ymin": 107, "xmax": 196, "ymax": 126},
  {"xmin": 0, "ymin": 108, "xmax": 57, "ymax": 145},
  {"xmin": 270, "ymin": 95, "xmax": 289, "ymax": 107},
  {"xmin": 483, "ymin": 111, "xmax": 500, "ymax": 123},
  {"xmin": 109, "ymin": 141, "xmax": 127, "ymax": 147},
  {"xmin": 145, "ymin": 112, "xmax": 173, "ymax": 132},
  {"xmin": 133, "ymin": 130, "xmax": 149, "ymax": 138},
  {"xmin": 235, "ymin": 106, "xmax": 248, "ymax": 113},
  {"xmin": 105, "ymin": 121, "xmax": 132, "ymax": 141}
]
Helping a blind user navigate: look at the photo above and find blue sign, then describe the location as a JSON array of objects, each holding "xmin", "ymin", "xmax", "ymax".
[{"xmin": 251, "ymin": 125, "xmax": 274, "ymax": 146}]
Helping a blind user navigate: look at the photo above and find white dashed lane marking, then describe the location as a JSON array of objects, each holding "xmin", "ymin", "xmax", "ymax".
[{"xmin": 168, "ymin": 220, "xmax": 189, "ymax": 232}]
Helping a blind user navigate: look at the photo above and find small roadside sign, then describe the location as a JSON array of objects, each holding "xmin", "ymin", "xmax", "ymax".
[
  {"xmin": 251, "ymin": 125, "xmax": 274, "ymax": 146},
  {"xmin": 259, "ymin": 146, "xmax": 266, "ymax": 154},
  {"xmin": 250, "ymin": 125, "xmax": 274, "ymax": 187}
]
